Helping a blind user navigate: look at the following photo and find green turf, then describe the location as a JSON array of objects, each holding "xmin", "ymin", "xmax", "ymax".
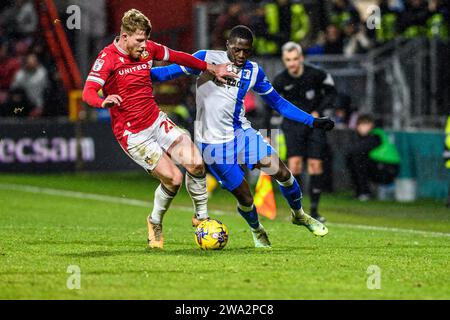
[{"xmin": 0, "ymin": 172, "xmax": 449, "ymax": 299}]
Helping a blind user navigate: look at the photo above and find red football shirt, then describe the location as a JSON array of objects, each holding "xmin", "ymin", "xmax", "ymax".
[{"xmin": 84, "ymin": 39, "xmax": 206, "ymax": 143}]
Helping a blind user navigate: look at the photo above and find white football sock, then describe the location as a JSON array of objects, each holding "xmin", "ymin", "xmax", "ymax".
[
  {"xmin": 291, "ymin": 207, "xmax": 306, "ymax": 219},
  {"xmin": 185, "ymin": 172, "xmax": 209, "ymax": 220},
  {"xmin": 237, "ymin": 203, "xmax": 254, "ymax": 212},
  {"xmin": 150, "ymin": 184, "xmax": 176, "ymax": 224},
  {"xmin": 276, "ymin": 173, "xmax": 296, "ymax": 187}
]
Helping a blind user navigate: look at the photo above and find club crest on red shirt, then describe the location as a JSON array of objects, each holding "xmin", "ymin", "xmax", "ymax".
[{"xmin": 140, "ymin": 49, "xmax": 149, "ymax": 60}]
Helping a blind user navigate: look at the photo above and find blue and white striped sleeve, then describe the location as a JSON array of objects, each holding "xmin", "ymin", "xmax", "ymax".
[{"xmin": 252, "ymin": 67, "xmax": 274, "ymax": 96}]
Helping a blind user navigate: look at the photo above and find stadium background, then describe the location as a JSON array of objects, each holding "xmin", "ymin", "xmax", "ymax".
[{"xmin": 0, "ymin": 0, "xmax": 449, "ymax": 200}]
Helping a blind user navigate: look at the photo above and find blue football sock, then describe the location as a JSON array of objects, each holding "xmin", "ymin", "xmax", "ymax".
[
  {"xmin": 237, "ymin": 204, "xmax": 260, "ymax": 230},
  {"xmin": 277, "ymin": 174, "xmax": 303, "ymax": 211}
]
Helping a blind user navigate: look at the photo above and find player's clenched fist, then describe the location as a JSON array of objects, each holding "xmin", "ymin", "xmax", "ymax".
[
  {"xmin": 313, "ymin": 117, "xmax": 335, "ymax": 131},
  {"xmin": 206, "ymin": 63, "xmax": 238, "ymax": 83},
  {"xmin": 102, "ymin": 95, "xmax": 123, "ymax": 108}
]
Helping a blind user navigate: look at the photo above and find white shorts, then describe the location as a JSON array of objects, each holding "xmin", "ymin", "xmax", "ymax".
[{"xmin": 125, "ymin": 112, "xmax": 184, "ymax": 171}]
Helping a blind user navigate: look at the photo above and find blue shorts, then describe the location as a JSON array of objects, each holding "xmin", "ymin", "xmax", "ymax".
[{"xmin": 199, "ymin": 128, "xmax": 275, "ymax": 191}]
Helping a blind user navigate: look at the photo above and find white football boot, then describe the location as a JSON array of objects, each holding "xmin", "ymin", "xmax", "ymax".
[
  {"xmin": 251, "ymin": 224, "xmax": 271, "ymax": 248},
  {"xmin": 291, "ymin": 209, "xmax": 328, "ymax": 237}
]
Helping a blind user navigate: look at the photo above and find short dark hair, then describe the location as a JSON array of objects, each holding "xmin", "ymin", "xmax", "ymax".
[
  {"xmin": 357, "ymin": 114, "xmax": 375, "ymax": 125},
  {"xmin": 229, "ymin": 25, "xmax": 254, "ymax": 43}
]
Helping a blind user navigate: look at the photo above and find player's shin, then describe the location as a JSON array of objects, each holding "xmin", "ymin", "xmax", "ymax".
[
  {"xmin": 150, "ymin": 184, "xmax": 177, "ymax": 224},
  {"xmin": 185, "ymin": 172, "xmax": 209, "ymax": 220},
  {"xmin": 237, "ymin": 203, "xmax": 260, "ymax": 230},
  {"xmin": 277, "ymin": 173, "xmax": 304, "ymax": 218},
  {"xmin": 238, "ymin": 204, "xmax": 270, "ymax": 248},
  {"xmin": 294, "ymin": 174, "xmax": 303, "ymax": 190},
  {"xmin": 309, "ymin": 174, "xmax": 323, "ymax": 217}
]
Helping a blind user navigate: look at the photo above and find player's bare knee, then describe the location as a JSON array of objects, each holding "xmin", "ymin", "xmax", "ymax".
[
  {"xmin": 168, "ymin": 170, "xmax": 183, "ymax": 191},
  {"xmin": 188, "ymin": 161, "xmax": 206, "ymax": 177},
  {"xmin": 233, "ymin": 186, "xmax": 253, "ymax": 207},
  {"xmin": 276, "ymin": 167, "xmax": 292, "ymax": 182},
  {"xmin": 238, "ymin": 195, "xmax": 254, "ymax": 208}
]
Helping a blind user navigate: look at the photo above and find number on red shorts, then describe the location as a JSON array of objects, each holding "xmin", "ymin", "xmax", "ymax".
[{"xmin": 160, "ymin": 119, "xmax": 176, "ymax": 134}]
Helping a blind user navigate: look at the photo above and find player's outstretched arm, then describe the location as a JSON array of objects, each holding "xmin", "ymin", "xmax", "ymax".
[
  {"xmin": 151, "ymin": 62, "xmax": 236, "ymax": 85},
  {"xmin": 151, "ymin": 64, "xmax": 189, "ymax": 83},
  {"xmin": 262, "ymin": 91, "xmax": 334, "ymax": 131},
  {"xmin": 253, "ymin": 66, "xmax": 334, "ymax": 130},
  {"xmin": 261, "ymin": 90, "xmax": 314, "ymax": 127},
  {"xmin": 151, "ymin": 50, "xmax": 209, "ymax": 83},
  {"xmin": 167, "ymin": 49, "xmax": 237, "ymax": 83},
  {"xmin": 155, "ymin": 44, "xmax": 236, "ymax": 83}
]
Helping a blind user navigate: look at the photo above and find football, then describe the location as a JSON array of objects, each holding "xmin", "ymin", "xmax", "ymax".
[{"xmin": 194, "ymin": 219, "xmax": 229, "ymax": 250}]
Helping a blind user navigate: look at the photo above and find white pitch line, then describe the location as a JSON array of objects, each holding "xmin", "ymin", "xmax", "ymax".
[
  {"xmin": 328, "ymin": 222, "xmax": 450, "ymax": 238},
  {"xmin": 0, "ymin": 183, "xmax": 449, "ymax": 237},
  {"xmin": 0, "ymin": 183, "xmax": 225, "ymax": 216},
  {"xmin": 0, "ymin": 183, "xmax": 153, "ymax": 207}
]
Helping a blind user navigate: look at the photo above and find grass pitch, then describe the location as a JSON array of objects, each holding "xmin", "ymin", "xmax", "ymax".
[{"xmin": 0, "ymin": 172, "xmax": 449, "ymax": 299}]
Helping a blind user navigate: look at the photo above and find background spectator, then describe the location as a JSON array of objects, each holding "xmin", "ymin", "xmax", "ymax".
[
  {"xmin": 331, "ymin": 93, "xmax": 357, "ymax": 129},
  {"xmin": 370, "ymin": 0, "xmax": 401, "ymax": 45},
  {"xmin": 324, "ymin": 24, "xmax": 344, "ymax": 54},
  {"xmin": 427, "ymin": 0, "xmax": 449, "ymax": 39},
  {"xmin": 15, "ymin": 0, "xmax": 38, "ymax": 36},
  {"xmin": 11, "ymin": 53, "xmax": 48, "ymax": 118},
  {"xmin": 329, "ymin": 0, "xmax": 361, "ymax": 32},
  {"xmin": 343, "ymin": 21, "xmax": 374, "ymax": 56},
  {"xmin": 212, "ymin": 1, "xmax": 249, "ymax": 50},
  {"xmin": 0, "ymin": 0, "xmax": 38, "ymax": 39},
  {"xmin": 346, "ymin": 115, "xmax": 400, "ymax": 201},
  {"xmin": 43, "ymin": 71, "xmax": 68, "ymax": 117},
  {"xmin": 0, "ymin": 87, "xmax": 33, "ymax": 117},
  {"xmin": 398, "ymin": 0, "xmax": 430, "ymax": 38},
  {"xmin": 251, "ymin": 4, "xmax": 272, "ymax": 56},
  {"xmin": 0, "ymin": 40, "xmax": 21, "ymax": 91},
  {"xmin": 253, "ymin": 0, "xmax": 311, "ymax": 56}
]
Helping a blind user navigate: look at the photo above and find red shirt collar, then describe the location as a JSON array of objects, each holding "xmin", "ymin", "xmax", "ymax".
[{"xmin": 113, "ymin": 38, "xmax": 129, "ymax": 57}]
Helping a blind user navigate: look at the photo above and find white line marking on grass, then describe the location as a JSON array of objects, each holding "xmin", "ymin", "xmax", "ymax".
[
  {"xmin": 328, "ymin": 222, "xmax": 450, "ymax": 238},
  {"xmin": 0, "ymin": 183, "xmax": 152, "ymax": 207},
  {"xmin": 1, "ymin": 183, "xmax": 449, "ymax": 237},
  {"xmin": 0, "ymin": 183, "xmax": 225, "ymax": 216}
]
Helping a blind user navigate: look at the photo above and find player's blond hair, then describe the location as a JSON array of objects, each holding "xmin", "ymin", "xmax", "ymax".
[{"xmin": 121, "ymin": 9, "xmax": 152, "ymax": 37}]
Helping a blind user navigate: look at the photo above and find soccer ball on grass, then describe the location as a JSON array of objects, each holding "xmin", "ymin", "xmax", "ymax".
[{"xmin": 194, "ymin": 219, "xmax": 229, "ymax": 250}]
